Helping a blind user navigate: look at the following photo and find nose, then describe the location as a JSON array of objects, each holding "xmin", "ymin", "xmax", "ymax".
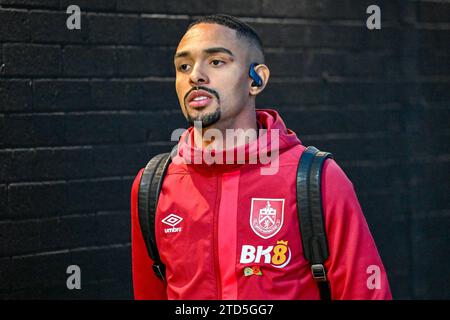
[{"xmin": 189, "ymin": 63, "xmax": 209, "ymax": 86}]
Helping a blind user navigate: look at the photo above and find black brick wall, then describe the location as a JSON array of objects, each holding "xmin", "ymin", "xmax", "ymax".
[{"xmin": 0, "ymin": 0, "xmax": 449, "ymax": 299}]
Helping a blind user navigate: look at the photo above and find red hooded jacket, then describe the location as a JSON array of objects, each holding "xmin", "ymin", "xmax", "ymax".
[{"xmin": 131, "ymin": 109, "xmax": 392, "ymax": 300}]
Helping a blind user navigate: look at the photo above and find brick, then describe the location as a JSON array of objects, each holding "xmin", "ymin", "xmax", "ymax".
[
  {"xmin": 65, "ymin": 112, "xmax": 184, "ymax": 145},
  {"xmin": 0, "ymin": 147, "xmax": 94, "ymax": 182},
  {"xmin": 0, "ymin": 0, "xmax": 59, "ymax": 8},
  {"xmin": 255, "ymin": 22, "xmax": 401, "ymax": 50},
  {"xmin": 261, "ymin": 0, "xmax": 398, "ymax": 20},
  {"xmin": 96, "ymin": 211, "xmax": 130, "ymax": 245},
  {"xmin": 68, "ymin": 246, "xmax": 130, "ymax": 281},
  {"xmin": 10, "ymin": 251, "xmax": 75, "ymax": 290},
  {"xmin": 2, "ymin": 147, "xmax": 92, "ymax": 183},
  {"xmin": 0, "ymin": 185, "xmax": 6, "ymax": 217},
  {"xmin": 327, "ymin": 82, "xmax": 401, "ymax": 105},
  {"xmin": 115, "ymin": 47, "xmax": 174, "ymax": 77},
  {"xmin": 0, "ymin": 115, "xmax": 4, "ymax": 147},
  {"xmin": 35, "ymin": 217, "xmax": 58, "ymax": 251},
  {"xmin": 63, "ymin": 46, "xmax": 116, "ymax": 77},
  {"xmin": 262, "ymin": 0, "xmax": 335, "ymax": 18},
  {"xmin": 0, "ymin": 80, "xmax": 32, "ymax": 112},
  {"xmin": 422, "ymin": 82, "xmax": 450, "ymax": 103},
  {"xmin": 266, "ymin": 50, "xmax": 397, "ymax": 78},
  {"xmin": 50, "ymin": 214, "xmax": 98, "ymax": 249},
  {"xmin": 266, "ymin": 50, "xmax": 400, "ymax": 78},
  {"xmin": 165, "ymin": 1, "xmax": 217, "ymax": 15},
  {"xmin": 116, "ymin": 0, "xmax": 156, "ymax": 12},
  {"xmin": 348, "ymin": 51, "xmax": 401, "ymax": 78},
  {"xmin": 91, "ymin": 80, "xmax": 181, "ymax": 112},
  {"xmin": 92, "ymin": 144, "xmax": 150, "ymax": 177},
  {"xmin": 416, "ymin": 109, "xmax": 450, "ymax": 133},
  {"xmin": 66, "ymin": 178, "xmax": 127, "ymax": 213},
  {"xmin": 412, "ymin": 216, "xmax": 450, "ymax": 299},
  {"xmin": 345, "ymin": 163, "xmax": 409, "ymax": 193},
  {"xmin": 117, "ymin": 112, "xmax": 186, "ymax": 143},
  {"xmin": 95, "ymin": 245, "xmax": 130, "ymax": 281},
  {"xmin": 412, "ymin": 160, "xmax": 450, "ymax": 187},
  {"xmin": 0, "ymin": 258, "xmax": 11, "ymax": 291},
  {"xmin": 0, "ymin": 221, "xmax": 10, "ymax": 257},
  {"xmin": 262, "ymin": 81, "xmax": 401, "ymax": 107},
  {"xmin": 90, "ymin": 80, "xmax": 178, "ymax": 111},
  {"xmin": 139, "ymin": 81, "xmax": 180, "ymax": 111},
  {"xmin": 63, "ymin": 147, "xmax": 96, "ymax": 179},
  {"xmin": 305, "ymin": 134, "xmax": 407, "ymax": 163},
  {"xmin": 65, "ymin": 113, "xmax": 121, "ymax": 144},
  {"xmin": 264, "ymin": 50, "xmax": 306, "ymax": 77},
  {"xmin": 419, "ymin": 1, "xmax": 450, "ymax": 23},
  {"xmin": 5, "ymin": 114, "xmax": 65, "ymax": 147},
  {"xmin": 260, "ymin": 82, "xmax": 325, "ymax": 105},
  {"xmin": 6, "ymin": 220, "xmax": 41, "ymax": 256},
  {"xmin": 141, "ymin": 17, "xmax": 190, "ymax": 46},
  {"xmin": 96, "ymin": 279, "xmax": 132, "ymax": 299},
  {"xmin": 6, "ymin": 287, "xmax": 42, "ymax": 299},
  {"xmin": 37, "ymin": 281, "xmax": 100, "ymax": 299},
  {"xmin": 33, "ymin": 147, "xmax": 95, "ymax": 181},
  {"xmin": 90, "ymin": 80, "xmax": 135, "ymax": 110},
  {"xmin": 117, "ymin": 0, "xmax": 217, "ymax": 14},
  {"xmin": 0, "ymin": 150, "xmax": 35, "ymax": 183},
  {"xmin": 365, "ymin": 212, "xmax": 410, "ymax": 276},
  {"xmin": 33, "ymin": 80, "xmax": 91, "ymax": 111},
  {"xmin": 409, "ymin": 131, "xmax": 450, "ymax": 157},
  {"xmin": 419, "ymin": 29, "xmax": 450, "ymax": 50},
  {"xmin": 0, "ymin": 9, "xmax": 29, "ymax": 41},
  {"xmin": 88, "ymin": 14, "xmax": 140, "ymax": 44},
  {"xmin": 8, "ymin": 181, "xmax": 67, "ymax": 218},
  {"xmin": 60, "ymin": 0, "xmax": 116, "ymax": 11},
  {"xmin": 410, "ymin": 183, "xmax": 450, "ymax": 214},
  {"xmin": 216, "ymin": 0, "xmax": 260, "ymax": 16},
  {"xmin": 419, "ymin": 49, "xmax": 450, "ymax": 76},
  {"xmin": 29, "ymin": 11, "xmax": 89, "ymax": 43},
  {"xmin": 3, "ymin": 44, "xmax": 61, "ymax": 76}
]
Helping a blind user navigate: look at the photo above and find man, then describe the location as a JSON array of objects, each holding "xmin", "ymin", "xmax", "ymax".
[{"xmin": 130, "ymin": 14, "xmax": 392, "ymax": 300}]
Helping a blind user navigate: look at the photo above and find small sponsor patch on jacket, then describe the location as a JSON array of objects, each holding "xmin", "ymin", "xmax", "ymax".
[
  {"xmin": 244, "ymin": 266, "xmax": 263, "ymax": 277},
  {"xmin": 240, "ymin": 240, "xmax": 291, "ymax": 268},
  {"xmin": 162, "ymin": 213, "xmax": 183, "ymax": 234}
]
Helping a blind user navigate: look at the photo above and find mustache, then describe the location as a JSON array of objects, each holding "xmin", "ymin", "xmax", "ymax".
[{"xmin": 184, "ymin": 86, "xmax": 220, "ymax": 103}]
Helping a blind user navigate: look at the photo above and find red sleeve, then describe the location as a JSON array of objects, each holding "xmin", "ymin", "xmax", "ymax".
[
  {"xmin": 322, "ymin": 159, "xmax": 392, "ymax": 300},
  {"xmin": 131, "ymin": 168, "xmax": 167, "ymax": 300}
]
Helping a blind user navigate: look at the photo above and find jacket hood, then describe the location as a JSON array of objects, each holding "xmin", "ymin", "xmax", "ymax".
[{"xmin": 175, "ymin": 108, "xmax": 302, "ymax": 173}]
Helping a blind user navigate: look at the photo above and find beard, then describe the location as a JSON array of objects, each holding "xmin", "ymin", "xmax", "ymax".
[
  {"xmin": 186, "ymin": 106, "xmax": 221, "ymax": 128},
  {"xmin": 183, "ymin": 86, "xmax": 221, "ymax": 128}
]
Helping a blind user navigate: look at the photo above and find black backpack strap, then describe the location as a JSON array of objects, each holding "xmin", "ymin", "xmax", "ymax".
[
  {"xmin": 137, "ymin": 144, "xmax": 178, "ymax": 282},
  {"xmin": 296, "ymin": 146, "xmax": 334, "ymax": 300}
]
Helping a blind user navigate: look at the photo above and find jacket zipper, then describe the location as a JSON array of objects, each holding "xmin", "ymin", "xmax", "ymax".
[{"xmin": 213, "ymin": 175, "xmax": 222, "ymax": 299}]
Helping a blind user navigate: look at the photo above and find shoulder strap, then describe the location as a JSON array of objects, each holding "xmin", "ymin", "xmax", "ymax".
[
  {"xmin": 296, "ymin": 146, "xmax": 334, "ymax": 300},
  {"xmin": 137, "ymin": 144, "xmax": 178, "ymax": 282}
]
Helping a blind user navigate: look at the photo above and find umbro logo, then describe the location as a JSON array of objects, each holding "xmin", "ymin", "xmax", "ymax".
[{"xmin": 162, "ymin": 213, "xmax": 183, "ymax": 234}]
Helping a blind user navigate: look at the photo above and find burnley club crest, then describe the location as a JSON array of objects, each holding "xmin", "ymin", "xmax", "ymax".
[{"xmin": 250, "ymin": 198, "xmax": 285, "ymax": 239}]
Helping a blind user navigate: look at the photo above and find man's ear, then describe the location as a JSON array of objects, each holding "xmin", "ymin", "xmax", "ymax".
[{"xmin": 249, "ymin": 64, "xmax": 270, "ymax": 96}]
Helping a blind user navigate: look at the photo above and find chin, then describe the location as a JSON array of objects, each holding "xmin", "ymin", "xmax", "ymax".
[{"xmin": 187, "ymin": 106, "xmax": 221, "ymax": 128}]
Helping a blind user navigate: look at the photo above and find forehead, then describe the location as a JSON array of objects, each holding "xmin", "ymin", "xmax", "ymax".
[{"xmin": 176, "ymin": 23, "xmax": 247, "ymax": 57}]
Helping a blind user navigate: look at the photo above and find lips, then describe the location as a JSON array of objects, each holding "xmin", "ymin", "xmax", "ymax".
[{"xmin": 186, "ymin": 90, "xmax": 214, "ymax": 108}]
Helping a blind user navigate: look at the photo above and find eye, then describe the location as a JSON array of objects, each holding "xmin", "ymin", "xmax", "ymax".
[
  {"xmin": 211, "ymin": 60, "xmax": 225, "ymax": 66},
  {"xmin": 178, "ymin": 64, "xmax": 191, "ymax": 72}
]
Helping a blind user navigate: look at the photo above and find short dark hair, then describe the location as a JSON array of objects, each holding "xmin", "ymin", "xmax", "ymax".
[{"xmin": 187, "ymin": 14, "xmax": 264, "ymax": 62}]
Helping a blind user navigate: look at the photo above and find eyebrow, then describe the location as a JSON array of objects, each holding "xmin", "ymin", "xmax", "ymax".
[{"xmin": 174, "ymin": 47, "xmax": 234, "ymax": 60}]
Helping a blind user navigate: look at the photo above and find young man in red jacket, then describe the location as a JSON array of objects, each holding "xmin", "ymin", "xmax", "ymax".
[{"xmin": 131, "ymin": 14, "xmax": 392, "ymax": 300}]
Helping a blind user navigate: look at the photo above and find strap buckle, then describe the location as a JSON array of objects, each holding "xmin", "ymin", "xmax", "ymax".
[
  {"xmin": 152, "ymin": 263, "xmax": 166, "ymax": 282},
  {"xmin": 311, "ymin": 264, "xmax": 327, "ymax": 282}
]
